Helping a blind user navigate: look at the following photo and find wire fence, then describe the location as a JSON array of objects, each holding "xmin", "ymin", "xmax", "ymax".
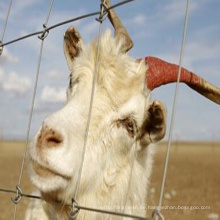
[{"xmin": 0, "ymin": 0, "xmax": 191, "ymax": 219}]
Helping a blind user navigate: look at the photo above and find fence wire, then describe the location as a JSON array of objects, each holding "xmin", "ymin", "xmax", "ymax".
[
  {"xmin": 12, "ymin": 0, "xmax": 55, "ymax": 219},
  {"xmin": 0, "ymin": 0, "xmax": 136, "ymax": 48},
  {"xmin": 71, "ymin": 2, "xmax": 106, "ymax": 213},
  {"xmin": 0, "ymin": 0, "xmax": 13, "ymax": 61},
  {"xmin": 0, "ymin": 0, "xmax": 13, "ymax": 43},
  {"xmin": 0, "ymin": 0, "xmax": 191, "ymax": 219},
  {"xmin": 156, "ymin": 0, "xmax": 191, "ymax": 216}
]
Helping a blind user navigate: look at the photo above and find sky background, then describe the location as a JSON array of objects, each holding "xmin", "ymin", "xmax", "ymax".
[{"xmin": 0, "ymin": 0, "xmax": 219, "ymax": 141}]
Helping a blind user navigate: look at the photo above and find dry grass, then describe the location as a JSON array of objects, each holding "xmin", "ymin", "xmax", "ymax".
[
  {"xmin": 0, "ymin": 141, "xmax": 35, "ymax": 220},
  {"xmin": 148, "ymin": 142, "xmax": 220, "ymax": 220},
  {"xmin": 0, "ymin": 141, "xmax": 219, "ymax": 220}
]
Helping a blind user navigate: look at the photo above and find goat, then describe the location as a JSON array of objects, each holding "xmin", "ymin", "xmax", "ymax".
[{"xmin": 26, "ymin": 0, "xmax": 220, "ymax": 219}]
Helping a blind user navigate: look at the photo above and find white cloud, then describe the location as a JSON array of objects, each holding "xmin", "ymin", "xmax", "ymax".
[
  {"xmin": 155, "ymin": 0, "xmax": 198, "ymax": 26},
  {"xmin": 132, "ymin": 14, "xmax": 146, "ymax": 26},
  {"xmin": 0, "ymin": 71, "xmax": 31, "ymax": 96},
  {"xmin": 40, "ymin": 86, "xmax": 66, "ymax": 103},
  {"xmin": 0, "ymin": 69, "xmax": 3, "ymax": 81},
  {"xmin": 0, "ymin": 2, "xmax": 8, "ymax": 21},
  {"xmin": 49, "ymin": 9, "xmax": 85, "ymax": 26},
  {"xmin": 156, "ymin": 39, "xmax": 220, "ymax": 74},
  {"xmin": 163, "ymin": 1, "xmax": 198, "ymax": 22},
  {"xmin": 46, "ymin": 69, "xmax": 65, "ymax": 80},
  {"xmin": 185, "ymin": 40, "xmax": 220, "ymax": 63},
  {"xmin": 81, "ymin": 21, "xmax": 99, "ymax": 41},
  {"xmin": 128, "ymin": 0, "xmax": 198, "ymax": 34},
  {"xmin": 125, "ymin": 0, "xmax": 199, "ymax": 41},
  {"xmin": 7, "ymin": 0, "xmax": 44, "ymax": 21},
  {"xmin": 1, "ymin": 48, "xmax": 19, "ymax": 64},
  {"xmin": 197, "ymin": 65, "xmax": 219, "ymax": 79}
]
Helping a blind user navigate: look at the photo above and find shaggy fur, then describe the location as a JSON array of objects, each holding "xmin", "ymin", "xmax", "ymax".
[{"xmin": 27, "ymin": 29, "xmax": 166, "ymax": 219}]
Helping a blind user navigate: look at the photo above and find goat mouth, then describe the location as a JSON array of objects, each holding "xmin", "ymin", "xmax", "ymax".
[{"xmin": 31, "ymin": 159, "xmax": 71, "ymax": 181}]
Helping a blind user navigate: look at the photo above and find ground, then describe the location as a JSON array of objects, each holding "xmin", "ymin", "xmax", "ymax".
[{"xmin": 0, "ymin": 141, "xmax": 219, "ymax": 220}]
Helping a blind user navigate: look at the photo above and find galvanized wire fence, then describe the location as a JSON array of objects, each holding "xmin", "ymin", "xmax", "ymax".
[{"xmin": 0, "ymin": 0, "xmax": 191, "ymax": 219}]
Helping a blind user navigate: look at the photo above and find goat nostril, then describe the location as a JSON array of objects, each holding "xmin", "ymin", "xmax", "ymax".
[
  {"xmin": 44, "ymin": 132, "xmax": 63, "ymax": 147},
  {"xmin": 38, "ymin": 127, "xmax": 63, "ymax": 148},
  {"xmin": 46, "ymin": 136, "xmax": 63, "ymax": 144}
]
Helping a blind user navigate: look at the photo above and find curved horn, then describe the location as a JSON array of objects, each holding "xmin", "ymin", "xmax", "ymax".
[
  {"xmin": 145, "ymin": 56, "xmax": 220, "ymax": 105},
  {"xmin": 103, "ymin": 0, "xmax": 133, "ymax": 53}
]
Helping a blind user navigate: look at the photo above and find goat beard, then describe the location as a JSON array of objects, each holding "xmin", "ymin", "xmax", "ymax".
[{"xmin": 41, "ymin": 190, "xmax": 72, "ymax": 219}]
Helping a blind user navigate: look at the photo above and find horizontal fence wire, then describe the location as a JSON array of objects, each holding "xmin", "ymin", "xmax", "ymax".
[
  {"xmin": 12, "ymin": 0, "xmax": 55, "ymax": 219},
  {"xmin": 0, "ymin": 189, "xmax": 153, "ymax": 219},
  {"xmin": 0, "ymin": 0, "xmax": 189, "ymax": 219},
  {"xmin": 1, "ymin": 0, "xmax": 137, "ymax": 47},
  {"xmin": 0, "ymin": 0, "xmax": 13, "ymax": 58},
  {"xmin": 0, "ymin": 0, "xmax": 156, "ymax": 219},
  {"xmin": 0, "ymin": 188, "xmax": 41, "ymax": 200}
]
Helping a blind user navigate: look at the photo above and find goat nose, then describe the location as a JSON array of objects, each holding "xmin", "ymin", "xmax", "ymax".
[{"xmin": 37, "ymin": 125, "xmax": 63, "ymax": 148}]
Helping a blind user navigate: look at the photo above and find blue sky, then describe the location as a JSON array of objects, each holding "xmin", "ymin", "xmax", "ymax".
[{"xmin": 0, "ymin": 0, "xmax": 219, "ymax": 141}]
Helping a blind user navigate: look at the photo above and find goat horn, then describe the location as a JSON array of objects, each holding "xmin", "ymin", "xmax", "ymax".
[
  {"xmin": 103, "ymin": 0, "xmax": 133, "ymax": 53},
  {"xmin": 145, "ymin": 56, "xmax": 220, "ymax": 105}
]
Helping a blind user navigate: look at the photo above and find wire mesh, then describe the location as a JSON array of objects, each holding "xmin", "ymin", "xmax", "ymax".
[
  {"xmin": 0, "ymin": 0, "xmax": 191, "ymax": 219},
  {"xmin": 156, "ymin": 0, "xmax": 190, "ymax": 215},
  {"xmin": 12, "ymin": 0, "xmax": 55, "ymax": 219}
]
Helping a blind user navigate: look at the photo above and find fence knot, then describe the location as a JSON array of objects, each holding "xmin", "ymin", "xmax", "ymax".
[
  {"xmin": 69, "ymin": 198, "xmax": 79, "ymax": 219},
  {"xmin": 11, "ymin": 186, "xmax": 22, "ymax": 205},
  {"xmin": 152, "ymin": 209, "xmax": 165, "ymax": 220},
  {"xmin": 0, "ymin": 41, "xmax": 3, "ymax": 56},
  {"xmin": 38, "ymin": 24, "xmax": 49, "ymax": 40},
  {"xmin": 96, "ymin": 1, "xmax": 108, "ymax": 23}
]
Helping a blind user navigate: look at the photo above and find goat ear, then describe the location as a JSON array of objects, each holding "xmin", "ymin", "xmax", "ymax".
[
  {"xmin": 63, "ymin": 26, "xmax": 83, "ymax": 70},
  {"xmin": 139, "ymin": 101, "xmax": 166, "ymax": 147}
]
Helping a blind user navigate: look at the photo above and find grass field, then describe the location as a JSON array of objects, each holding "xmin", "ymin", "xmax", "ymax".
[{"xmin": 0, "ymin": 141, "xmax": 219, "ymax": 220}]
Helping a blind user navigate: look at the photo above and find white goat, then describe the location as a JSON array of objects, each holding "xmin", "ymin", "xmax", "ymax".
[{"xmin": 26, "ymin": 1, "xmax": 220, "ymax": 219}]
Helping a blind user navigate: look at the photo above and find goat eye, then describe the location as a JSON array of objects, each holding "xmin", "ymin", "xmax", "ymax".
[
  {"xmin": 116, "ymin": 118, "xmax": 136, "ymax": 138},
  {"xmin": 125, "ymin": 119, "xmax": 134, "ymax": 132},
  {"xmin": 68, "ymin": 74, "xmax": 80, "ymax": 94}
]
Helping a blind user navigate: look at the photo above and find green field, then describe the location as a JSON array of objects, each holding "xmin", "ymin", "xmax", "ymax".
[{"xmin": 0, "ymin": 141, "xmax": 219, "ymax": 220}]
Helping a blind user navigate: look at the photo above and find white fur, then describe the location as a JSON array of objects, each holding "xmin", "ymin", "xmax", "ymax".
[{"xmin": 26, "ymin": 30, "xmax": 160, "ymax": 219}]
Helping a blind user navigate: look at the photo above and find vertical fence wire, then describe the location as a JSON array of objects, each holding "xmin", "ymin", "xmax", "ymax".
[
  {"xmin": 122, "ymin": 142, "xmax": 137, "ymax": 213},
  {"xmin": 72, "ymin": 8, "xmax": 106, "ymax": 214},
  {"xmin": 0, "ymin": 0, "xmax": 13, "ymax": 42},
  {"xmin": 0, "ymin": 0, "xmax": 195, "ymax": 219},
  {"xmin": 122, "ymin": 72, "xmax": 150, "ymax": 218},
  {"xmin": 156, "ymin": 0, "xmax": 190, "ymax": 215},
  {"xmin": 0, "ymin": 0, "xmax": 14, "ymax": 64},
  {"xmin": 12, "ymin": 1, "xmax": 54, "ymax": 219},
  {"xmin": 0, "ymin": 1, "xmax": 149, "ymax": 219}
]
